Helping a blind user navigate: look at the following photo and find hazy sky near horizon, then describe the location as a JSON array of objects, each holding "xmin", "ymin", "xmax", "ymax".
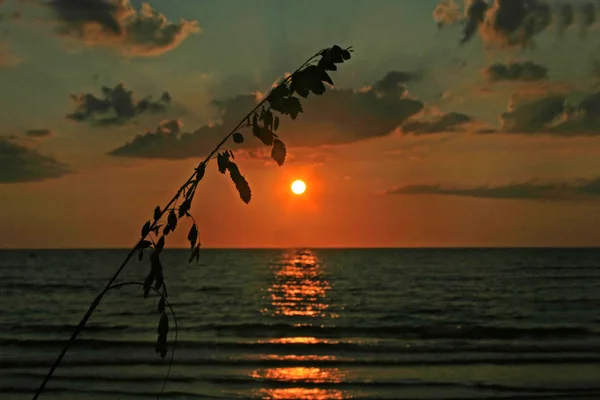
[{"xmin": 4, "ymin": 0, "xmax": 600, "ymax": 248}]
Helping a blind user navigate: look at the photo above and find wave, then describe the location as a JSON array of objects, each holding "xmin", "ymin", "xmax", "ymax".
[
  {"xmin": 3, "ymin": 355, "xmax": 600, "ymax": 369},
  {"xmin": 4, "ymin": 337, "xmax": 600, "ymax": 355},
  {"xmin": 3, "ymin": 322, "xmax": 596, "ymax": 340}
]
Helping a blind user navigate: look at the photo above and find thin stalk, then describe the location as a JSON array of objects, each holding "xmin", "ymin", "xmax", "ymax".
[{"xmin": 32, "ymin": 49, "xmax": 323, "ymax": 400}]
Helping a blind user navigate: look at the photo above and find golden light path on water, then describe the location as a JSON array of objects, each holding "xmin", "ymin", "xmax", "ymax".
[{"xmin": 253, "ymin": 250, "xmax": 350, "ymax": 399}]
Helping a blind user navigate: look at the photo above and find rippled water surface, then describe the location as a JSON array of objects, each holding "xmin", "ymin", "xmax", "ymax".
[{"xmin": 1, "ymin": 248, "xmax": 600, "ymax": 399}]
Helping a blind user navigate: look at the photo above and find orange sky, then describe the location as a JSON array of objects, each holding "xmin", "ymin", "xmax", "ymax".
[{"xmin": 4, "ymin": 0, "xmax": 600, "ymax": 248}]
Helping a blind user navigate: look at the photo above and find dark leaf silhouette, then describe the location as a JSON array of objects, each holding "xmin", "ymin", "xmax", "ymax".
[
  {"xmin": 178, "ymin": 198, "xmax": 191, "ymax": 218},
  {"xmin": 279, "ymin": 96, "xmax": 303, "ymax": 120},
  {"xmin": 151, "ymin": 252, "xmax": 164, "ymax": 291},
  {"xmin": 188, "ymin": 245, "xmax": 200, "ymax": 263},
  {"xmin": 167, "ymin": 210, "xmax": 177, "ymax": 230},
  {"xmin": 226, "ymin": 161, "xmax": 251, "ymax": 203},
  {"xmin": 342, "ymin": 49, "xmax": 351, "ymax": 60},
  {"xmin": 263, "ymin": 109, "xmax": 273, "ymax": 130},
  {"xmin": 290, "ymin": 71, "xmax": 310, "ymax": 98},
  {"xmin": 140, "ymin": 240, "xmax": 152, "ymax": 249},
  {"xmin": 157, "ymin": 297, "xmax": 165, "ymax": 314},
  {"xmin": 217, "ymin": 151, "xmax": 230, "ymax": 174},
  {"xmin": 274, "ymin": 116, "xmax": 280, "ymax": 131},
  {"xmin": 150, "ymin": 224, "xmax": 161, "ymax": 234},
  {"xmin": 232, "ymin": 132, "xmax": 244, "ymax": 144},
  {"xmin": 153, "ymin": 206, "xmax": 161, "ymax": 221},
  {"xmin": 156, "ymin": 236, "xmax": 165, "ymax": 251},
  {"xmin": 143, "ymin": 272, "xmax": 154, "ymax": 299},
  {"xmin": 196, "ymin": 162, "xmax": 206, "ymax": 181},
  {"xmin": 158, "ymin": 313, "xmax": 169, "ymax": 336},
  {"xmin": 271, "ymin": 139, "xmax": 287, "ymax": 166},
  {"xmin": 302, "ymin": 66, "xmax": 327, "ymax": 95},
  {"xmin": 163, "ymin": 225, "xmax": 172, "ymax": 236},
  {"xmin": 141, "ymin": 221, "xmax": 151, "ymax": 237},
  {"xmin": 187, "ymin": 224, "xmax": 198, "ymax": 249},
  {"xmin": 155, "ymin": 333, "xmax": 167, "ymax": 359},
  {"xmin": 254, "ymin": 127, "xmax": 274, "ymax": 146},
  {"xmin": 330, "ymin": 45, "xmax": 345, "ymax": 63}
]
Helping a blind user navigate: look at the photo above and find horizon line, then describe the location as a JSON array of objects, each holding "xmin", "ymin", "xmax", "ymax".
[{"xmin": 3, "ymin": 246, "xmax": 600, "ymax": 251}]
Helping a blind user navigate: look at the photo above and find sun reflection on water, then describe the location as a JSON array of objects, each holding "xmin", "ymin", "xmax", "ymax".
[{"xmin": 253, "ymin": 250, "xmax": 350, "ymax": 399}]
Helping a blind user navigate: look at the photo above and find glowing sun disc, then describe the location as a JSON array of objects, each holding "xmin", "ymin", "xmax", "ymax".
[{"xmin": 291, "ymin": 180, "xmax": 306, "ymax": 195}]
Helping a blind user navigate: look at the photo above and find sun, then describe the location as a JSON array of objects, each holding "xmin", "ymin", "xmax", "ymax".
[{"xmin": 291, "ymin": 180, "xmax": 306, "ymax": 195}]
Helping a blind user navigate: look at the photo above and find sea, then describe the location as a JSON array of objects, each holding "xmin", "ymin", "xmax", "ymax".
[{"xmin": 0, "ymin": 248, "xmax": 599, "ymax": 400}]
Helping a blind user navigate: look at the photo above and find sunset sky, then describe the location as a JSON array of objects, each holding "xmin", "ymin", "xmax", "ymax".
[{"xmin": 4, "ymin": 0, "xmax": 600, "ymax": 248}]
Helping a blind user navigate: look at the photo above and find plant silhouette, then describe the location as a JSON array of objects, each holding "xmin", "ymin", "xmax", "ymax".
[{"xmin": 32, "ymin": 44, "xmax": 353, "ymax": 399}]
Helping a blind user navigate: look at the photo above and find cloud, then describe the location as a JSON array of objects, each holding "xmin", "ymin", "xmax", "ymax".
[
  {"xmin": 372, "ymin": 70, "xmax": 421, "ymax": 97},
  {"xmin": 48, "ymin": 0, "xmax": 200, "ymax": 56},
  {"xmin": 109, "ymin": 75, "xmax": 425, "ymax": 159},
  {"xmin": 67, "ymin": 83, "xmax": 172, "ymax": 126},
  {"xmin": 439, "ymin": 0, "xmax": 597, "ymax": 49},
  {"xmin": 386, "ymin": 178, "xmax": 600, "ymax": 201},
  {"xmin": 25, "ymin": 128, "xmax": 54, "ymax": 138},
  {"xmin": 433, "ymin": 0, "xmax": 462, "ymax": 28},
  {"xmin": 401, "ymin": 111, "xmax": 474, "ymax": 135},
  {"xmin": 0, "ymin": 136, "xmax": 71, "ymax": 183},
  {"xmin": 498, "ymin": 91, "xmax": 600, "ymax": 135},
  {"xmin": 484, "ymin": 61, "xmax": 548, "ymax": 82}
]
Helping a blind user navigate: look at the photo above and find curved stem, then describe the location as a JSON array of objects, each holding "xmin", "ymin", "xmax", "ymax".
[{"xmin": 31, "ymin": 48, "xmax": 324, "ymax": 400}]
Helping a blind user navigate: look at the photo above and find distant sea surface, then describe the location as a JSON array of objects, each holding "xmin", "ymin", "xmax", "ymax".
[{"xmin": 1, "ymin": 248, "xmax": 600, "ymax": 399}]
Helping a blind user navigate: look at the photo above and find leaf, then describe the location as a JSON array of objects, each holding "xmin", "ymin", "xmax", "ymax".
[
  {"xmin": 188, "ymin": 224, "xmax": 198, "ymax": 249},
  {"xmin": 151, "ymin": 252, "xmax": 164, "ymax": 291},
  {"xmin": 167, "ymin": 210, "xmax": 177, "ymax": 230},
  {"xmin": 158, "ymin": 313, "xmax": 169, "ymax": 336},
  {"xmin": 233, "ymin": 132, "xmax": 244, "ymax": 144},
  {"xmin": 303, "ymin": 65, "xmax": 327, "ymax": 95},
  {"xmin": 150, "ymin": 224, "xmax": 162, "ymax": 234},
  {"xmin": 156, "ymin": 334, "xmax": 167, "ymax": 359},
  {"xmin": 254, "ymin": 127, "xmax": 274, "ymax": 146},
  {"xmin": 156, "ymin": 236, "xmax": 165, "ymax": 251},
  {"xmin": 263, "ymin": 109, "xmax": 273, "ymax": 130},
  {"xmin": 163, "ymin": 225, "xmax": 171, "ymax": 236},
  {"xmin": 143, "ymin": 272, "xmax": 154, "ymax": 299},
  {"xmin": 188, "ymin": 245, "xmax": 200, "ymax": 263},
  {"xmin": 282, "ymin": 96, "xmax": 303, "ymax": 119},
  {"xmin": 196, "ymin": 162, "xmax": 206, "ymax": 181},
  {"xmin": 140, "ymin": 240, "xmax": 153, "ymax": 249},
  {"xmin": 290, "ymin": 70, "xmax": 310, "ymax": 98},
  {"xmin": 178, "ymin": 198, "xmax": 191, "ymax": 218},
  {"xmin": 141, "ymin": 221, "xmax": 151, "ymax": 237},
  {"xmin": 330, "ymin": 45, "xmax": 345, "ymax": 63},
  {"xmin": 217, "ymin": 151, "xmax": 230, "ymax": 174},
  {"xmin": 271, "ymin": 139, "xmax": 287, "ymax": 166},
  {"xmin": 153, "ymin": 206, "xmax": 161, "ymax": 221},
  {"xmin": 227, "ymin": 161, "xmax": 252, "ymax": 204},
  {"xmin": 274, "ymin": 116, "xmax": 279, "ymax": 131},
  {"xmin": 342, "ymin": 49, "xmax": 351, "ymax": 60},
  {"xmin": 317, "ymin": 53, "xmax": 337, "ymax": 71},
  {"xmin": 158, "ymin": 297, "xmax": 165, "ymax": 314}
]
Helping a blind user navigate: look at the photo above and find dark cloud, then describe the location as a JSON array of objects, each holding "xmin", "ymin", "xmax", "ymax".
[
  {"xmin": 372, "ymin": 70, "xmax": 421, "ymax": 97},
  {"xmin": 109, "ymin": 75, "xmax": 426, "ymax": 159},
  {"xmin": 462, "ymin": 0, "xmax": 489, "ymax": 45},
  {"xmin": 25, "ymin": 129, "xmax": 54, "ymax": 138},
  {"xmin": 438, "ymin": 0, "xmax": 598, "ymax": 49},
  {"xmin": 433, "ymin": 0, "xmax": 462, "ymax": 28},
  {"xmin": 500, "ymin": 94, "xmax": 566, "ymax": 133},
  {"xmin": 48, "ymin": 0, "xmax": 200, "ymax": 56},
  {"xmin": 386, "ymin": 178, "xmax": 600, "ymax": 201},
  {"xmin": 484, "ymin": 61, "xmax": 548, "ymax": 82},
  {"xmin": 499, "ymin": 91, "xmax": 600, "ymax": 135},
  {"xmin": 401, "ymin": 111, "xmax": 474, "ymax": 134},
  {"xmin": 67, "ymin": 83, "xmax": 171, "ymax": 126},
  {"xmin": 0, "ymin": 137, "xmax": 71, "ymax": 183}
]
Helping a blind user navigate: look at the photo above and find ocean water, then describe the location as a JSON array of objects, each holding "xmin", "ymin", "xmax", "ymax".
[{"xmin": 1, "ymin": 248, "xmax": 600, "ymax": 400}]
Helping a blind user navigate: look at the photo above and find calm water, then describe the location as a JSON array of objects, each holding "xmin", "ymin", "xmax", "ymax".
[{"xmin": 1, "ymin": 248, "xmax": 600, "ymax": 399}]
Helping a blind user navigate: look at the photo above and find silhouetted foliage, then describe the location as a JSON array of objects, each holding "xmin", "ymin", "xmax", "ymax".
[{"xmin": 33, "ymin": 44, "xmax": 353, "ymax": 400}]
